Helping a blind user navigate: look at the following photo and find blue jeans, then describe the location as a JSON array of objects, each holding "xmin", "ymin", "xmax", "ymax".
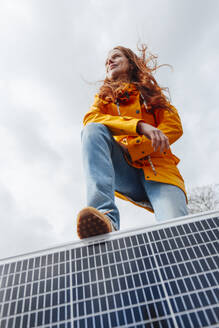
[{"xmin": 82, "ymin": 123, "xmax": 188, "ymax": 230}]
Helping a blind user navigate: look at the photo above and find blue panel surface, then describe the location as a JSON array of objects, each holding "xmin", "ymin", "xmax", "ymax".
[{"xmin": 0, "ymin": 214, "xmax": 218, "ymax": 327}]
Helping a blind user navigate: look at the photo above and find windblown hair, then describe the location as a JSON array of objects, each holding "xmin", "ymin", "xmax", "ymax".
[{"xmin": 99, "ymin": 45, "xmax": 171, "ymax": 112}]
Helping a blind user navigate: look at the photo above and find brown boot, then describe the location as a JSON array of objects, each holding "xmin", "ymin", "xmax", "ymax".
[{"xmin": 77, "ymin": 207, "xmax": 115, "ymax": 239}]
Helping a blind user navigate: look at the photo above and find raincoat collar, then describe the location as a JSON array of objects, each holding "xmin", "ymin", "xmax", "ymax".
[{"xmin": 116, "ymin": 83, "xmax": 139, "ymax": 102}]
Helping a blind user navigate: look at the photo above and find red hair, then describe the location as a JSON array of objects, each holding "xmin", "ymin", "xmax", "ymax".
[{"xmin": 99, "ymin": 45, "xmax": 171, "ymax": 112}]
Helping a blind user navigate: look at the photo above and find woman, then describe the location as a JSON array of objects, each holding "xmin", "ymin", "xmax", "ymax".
[{"xmin": 77, "ymin": 45, "xmax": 188, "ymax": 239}]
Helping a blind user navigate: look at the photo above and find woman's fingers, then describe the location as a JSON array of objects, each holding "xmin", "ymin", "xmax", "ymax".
[
  {"xmin": 150, "ymin": 130, "xmax": 169, "ymax": 152},
  {"xmin": 159, "ymin": 133, "xmax": 169, "ymax": 152},
  {"xmin": 139, "ymin": 122, "xmax": 169, "ymax": 153},
  {"xmin": 164, "ymin": 135, "xmax": 170, "ymax": 151},
  {"xmin": 151, "ymin": 130, "xmax": 160, "ymax": 152}
]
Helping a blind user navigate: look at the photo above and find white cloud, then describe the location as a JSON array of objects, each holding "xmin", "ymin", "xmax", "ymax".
[{"xmin": 0, "ymin": 0, "xmax": 218, "ymax": 258}]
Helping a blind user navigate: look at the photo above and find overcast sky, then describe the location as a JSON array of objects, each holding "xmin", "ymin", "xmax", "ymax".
[{"xmin": 0, "ymin": 0, "xmax": 218, "ymax": 259}]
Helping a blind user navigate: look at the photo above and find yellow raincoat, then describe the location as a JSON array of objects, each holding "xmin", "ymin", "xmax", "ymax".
[{"xmin": 83, "ymin": 84, "xmax": 187, "ymax": 212}]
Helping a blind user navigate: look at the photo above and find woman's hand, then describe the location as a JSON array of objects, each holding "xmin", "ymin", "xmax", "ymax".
[{"xmin": 137, "ymin": 121, "xmax": 169, "ymax": 152}]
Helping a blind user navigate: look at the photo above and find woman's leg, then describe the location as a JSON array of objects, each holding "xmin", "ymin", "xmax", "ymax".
[
  {"xmin": 141, "ymin": 176, "xmax": 188, "ymax": 221},
  {"xmin": 82, "ymin": 123, "xmax": 146, "ymax": 230}
]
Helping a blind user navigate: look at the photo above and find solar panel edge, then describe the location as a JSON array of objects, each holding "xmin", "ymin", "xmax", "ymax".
[{"xmin": 0, "ymin": 210, "xmax": 218, "ymax": 264}]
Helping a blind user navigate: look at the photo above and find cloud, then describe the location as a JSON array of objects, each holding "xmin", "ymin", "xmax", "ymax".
[
  {"xmin": 0, "ymin": 183, "xmax": 56, "ymax": 258},
  {"xmin": 0, "ymin": 0, "xmax": 218, "ymax": 259}
]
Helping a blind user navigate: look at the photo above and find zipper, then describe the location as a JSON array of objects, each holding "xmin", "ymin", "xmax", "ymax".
[
  {"xmin": 117, "ymin": 101, "xmax": 127, "ymax": 145},
  {"xmin": 141, "ymin": 93, "xmax": 157, "ymax": 126},
  {"xmin": 116, "ymin": 101, "xmax": 121, "ymax": 115},
  {"xmin": 147, "ymin": 155, "xmax": 157, "ymax": 176}
]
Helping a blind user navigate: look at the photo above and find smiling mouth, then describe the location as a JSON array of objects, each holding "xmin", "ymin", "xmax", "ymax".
[{"xmin": 109, "ymin": 64, "xmax": 117, "ymax": 70}]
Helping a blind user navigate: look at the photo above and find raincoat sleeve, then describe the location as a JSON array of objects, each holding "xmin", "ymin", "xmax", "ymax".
[
  {"xmin": 127, "ymin": 105, "xmax": 183, "ymax": 162},
  {"xmin": 83, "ymin": 95, "xmax": 142, "ymax": 136}
]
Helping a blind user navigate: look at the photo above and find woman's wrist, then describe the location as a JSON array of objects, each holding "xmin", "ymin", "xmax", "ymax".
[{"xmin": 137, "ymin": 121, "xmax": 145, "ymax": 134}]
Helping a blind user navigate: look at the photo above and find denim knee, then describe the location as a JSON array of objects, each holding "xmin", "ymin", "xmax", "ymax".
[{"xmin": 81, "ymin": 123, "xmax": 111, "ymax": 144}]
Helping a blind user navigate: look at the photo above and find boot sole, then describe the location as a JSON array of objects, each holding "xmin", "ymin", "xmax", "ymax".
[{"xmin": 77, "ymin": 207, "xmax": 112, "ymax": 239}]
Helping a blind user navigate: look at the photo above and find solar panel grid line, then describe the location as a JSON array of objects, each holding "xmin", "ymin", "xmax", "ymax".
[
  {"xmin": 194, "ymin": 306, "xmax": 211, "ymax": 327},
  {"xmin": 0, "ymin": 290, "xmax": 216, "ymax": 324},
  {"xmin": 72, "ymin": 236, "xmax": 173, "ymax": 326},
  {"xmin": 76, "ymin": 313, "xmax": 172, "ymax": 328},
  {"xmin": 210, "ymin": 307, "xmax": 219, "ymax": 325},
  {"xmin": 155, "ymin": 223, "xmax": 207, "ymax": 247},
  {"xmin": 70, "ymin": 254, "xmax": 157, "ymax": 283},
  {"xmin": 151, "ymin": 241, "xmax": 217, "ymax": 268},
  {"xmin": 87, "ymin": 245, "xmax": 102, "ymax": 328},
  {"xmin": 101, "ymin": 241, "xmax": 129, "ymax": 327},
  {"xmin": 175, "ymin": 306, "xmax": 219, "ymax": 328},
  {"xmin": 148, "ymin": 218, "xmax": 218, "ymax": 326},
  {"xmin": 0, "ymin": 212, "xmax": 219, "ymax": 328},
  {"xmin": 0, "ymin": 218, "xmax": 216, "ymax": 270},
  {"xmin": 157, "ymin": 250, "xmax": 218, "ymax": 278},
  {"xmin": 76, "ymin": 244, "xmax": 126, "ymax": 265},
  {"xmin": 150, "ymin": 218, "xmax": 218, "ymax": 242},
  {"xmin": 74, "ymin": 253, "xmax": 90, "ymax": 328},
  {"xmin": 107, "ymin": 253, "xmax": 128, "ymax": 324},
  {"xmin": 0, "ymin": 280, "xmax": 216, "ymax": 320},
  {"xmin": 150, "ymin": 232, "xmax": 217, "ymax": 255},
  {"xmin": 0, "ymin": 290, "xmax": 72, "ymax": 322},
  {"xmin": 169, "ymin": 283, "xmax": 217, "ymax": 306},
  {"xmin": 177, "ymin": 303, "xmax": 199, "ymax": 328},
  {"xmin": 123, "ymin": 270, "xmax": 162, "ymax": 322},
  {"xmin": 165, "ymin": 253, "xmax": 207, "ymax": 278},
  {"xmin": 115, "ymin": 318, "xmax": 174, "ymax": 328},
  {"xmin": 72, "ymin": 302, "xmax": 174, "ymax": 327},
  {"xmin": 3, "ymin": 263, "xmax": 214, "ymax": 290},
  {"xmin": 1, "ymin": 315, "xmax": 71, "ymax": 328},
  {"xmin": 117, "ymin": 312, "xmax": 174, "ymax": 328},
  {"xmin": 153, "ymin": 252, "xmax": 213, "ymax": 280},
  {"xmin": 175, "ymin": 312, "xmax": 197, "ymax": 328},
  {"xmin": 161, "ymin": 269, "xmax": 217, "ymax": 314},
  {"xmin": 169, "ymin": 292, "xmax": 218, "ymax": 318},
  {"xmin": 148, "ymin": 241, "xmax": 214, "ymax": 264},
  {"xmin": 73, "ymin": 289, "xmax": 169, "ymax": 316},
  {"xmin": 0, "ymin": 211, "xmax": 217, "ymax": 265},
  {"xmin": 148, "ymin": 233, "xmax": 179, "ymax": 328},
  {"xmin": 88, "ymin": 237, "xmax": 144, "ymax": 260},
  {"xmin": 165, "ymin": 273, "xmax": 219, "ymax": 300},
  {"xmin": 83, "ymin": 247, "xmax": 102, "ymax": 327}
]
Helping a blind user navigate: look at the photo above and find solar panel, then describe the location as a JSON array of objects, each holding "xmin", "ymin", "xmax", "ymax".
[{"xmin": 0, "ymin": 211, "xmax": 218, "ymax": 328}]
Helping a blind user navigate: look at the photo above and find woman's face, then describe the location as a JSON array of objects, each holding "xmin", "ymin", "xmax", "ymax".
[{"xmin": 105, "ymin": 49, "xmax": 131, "ymax": 81}]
